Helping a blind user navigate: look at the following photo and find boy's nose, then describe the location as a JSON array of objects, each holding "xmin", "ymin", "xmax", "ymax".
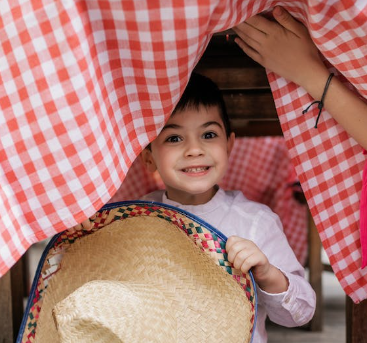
[{"xmin": 184, "ymin": 139, "xmax": 204, "ymax": 157}]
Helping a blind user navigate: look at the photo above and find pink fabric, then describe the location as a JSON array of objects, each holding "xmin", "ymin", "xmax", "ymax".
[
  {"xmin": 1, "ymin": 0, "xmax": 366, "ymax": 302},
  {"xmin": 361, "ymin": 151, "xmax": 367, "ymax": 268},
  {"xmin": 110, "ymin": 137, "xmax": 309, "ymax": 266}
]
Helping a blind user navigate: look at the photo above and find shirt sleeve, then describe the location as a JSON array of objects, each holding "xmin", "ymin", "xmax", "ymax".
[
  {"xmin": 250, "ymin": 207, "xmax": 316, "ymax": 327},
  {"xmin": 257, "ymin": 269, "xmax": 316, "ymax": 327}
]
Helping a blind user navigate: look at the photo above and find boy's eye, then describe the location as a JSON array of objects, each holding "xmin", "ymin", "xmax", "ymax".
[
  {"xmin": 166, "ymin": 135, "xmax": 182, "ymax": 143},
  {"xmin": 203, "ymin": 131, "xmax": 217, "ymax": 139}
]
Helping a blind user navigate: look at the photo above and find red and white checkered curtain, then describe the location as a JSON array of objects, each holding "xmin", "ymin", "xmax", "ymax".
[{"xmin": 1, "ymin": 0, "xmax": 366, "ymax": 303}]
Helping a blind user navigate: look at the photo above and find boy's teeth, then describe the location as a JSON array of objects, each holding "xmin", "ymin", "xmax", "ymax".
[{"xmin": 184, "ymin": 167, "xmax": 207, "ymax": 173}]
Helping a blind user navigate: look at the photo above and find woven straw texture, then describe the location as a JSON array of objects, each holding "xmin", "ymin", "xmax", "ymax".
[
  {"xmin": 53, "ymin": 281, "xmax": 179, "ymax": 343},
  {"xmin": 19, "ymin": 202, "xmax": 256, "ymax": 343}
]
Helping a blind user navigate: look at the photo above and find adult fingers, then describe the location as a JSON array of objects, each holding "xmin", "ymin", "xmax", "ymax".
[
  {"xmin": 233, "ymin": 21, "xmax": 267, "ymax": 46},
  {"xmin": 233, "ymin": 36, "xmax": 262, "ymax": 64},
  {"xmin": 272, "ymin": 6, "xmax": 307, "ymax": 37},
  {"xmin": 244, "ymin": 13, "xmax": 277, "ymax": 35}
]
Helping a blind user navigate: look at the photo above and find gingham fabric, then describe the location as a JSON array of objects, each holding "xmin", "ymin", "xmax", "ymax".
[
  {"xmin": 0, "ymin": 0, "xmax": 366, "ymax": 302},
  {"xmin": 109, "ymin": 137, "xmax": 309, "ymax": 265}
]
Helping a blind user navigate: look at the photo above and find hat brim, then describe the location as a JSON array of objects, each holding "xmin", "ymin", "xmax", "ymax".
[{"xmin": 17, "ymin": 201, "xmax": 257, "ymax": 343}]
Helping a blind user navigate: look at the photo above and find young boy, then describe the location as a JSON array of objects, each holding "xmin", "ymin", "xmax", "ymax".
[{"xmin": 141, "ymin": 72, "xmax": 316, "ymax": 343}]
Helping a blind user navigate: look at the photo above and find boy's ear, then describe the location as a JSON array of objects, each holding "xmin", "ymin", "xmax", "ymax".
[
  {"xmin": 227, "ymin": 132, "xmax": 235, "ymax": 155},
  {"xmin": 140, "ymin": 148, "xmax": 157, "ymax": 173}
]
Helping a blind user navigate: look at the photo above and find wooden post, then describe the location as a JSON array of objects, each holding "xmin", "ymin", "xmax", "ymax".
[
  {"xmin": 307, "ymin": 213, "xmax": 323, "ymax": 331},
  {"xmin": 0, "ymin": 256, "xmax": 27, "ymax": 343},
  {"xmin": 0, "ymin": 270, "xmax": 15, "ymax": 343},
  {"xmin": 346, "ymin": 296, "xmax": 367, "ymax": 343}
]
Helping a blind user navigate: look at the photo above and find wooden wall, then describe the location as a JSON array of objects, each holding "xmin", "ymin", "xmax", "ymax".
[{"xmin": 194, "ymin": 30, "xmax": 282, "ymax": 137}]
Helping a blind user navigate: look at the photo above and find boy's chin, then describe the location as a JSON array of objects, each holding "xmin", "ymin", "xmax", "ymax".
[{"xmin": 167, "ymin": 187, "xmax": 218, "ymax": 205}]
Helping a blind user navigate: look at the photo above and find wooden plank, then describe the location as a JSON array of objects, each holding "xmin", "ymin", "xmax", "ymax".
[
  {"xmin": 346, "ymin": 297, "xmax": 367, "ymax": 343},
  {"xmin": 195, "ymin": 30, "xmax": 270, "ymax": 90},
  {"xmin": 224, "ymin": 91, "xmax": 277, "ymax": 119},
  {"xmin": 0, "ymin": 256, "xmax": 27, "ymax": 343},
  {"xmin": 0, "ymin": 270, "xmax": 14, "ymax": 343},
  {"xmin": 11, "ymin": 256, "xmax": 26, "ymax": 342},
  {"xmin": 231, "ymin": 119, "xmax": 282, "ymax": 137},
  {"xmin": 199, "ymin": 29, "xmax": 250, "ymax": 59},
  {"xmin": 195, "ymin": 64, "xmax": 269, "ymax": 90}
]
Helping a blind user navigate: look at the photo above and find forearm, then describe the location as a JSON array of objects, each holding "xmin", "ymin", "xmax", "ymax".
[{"xmin": 298, "ymin": 63, "xmax": 367, "ymax": 150}]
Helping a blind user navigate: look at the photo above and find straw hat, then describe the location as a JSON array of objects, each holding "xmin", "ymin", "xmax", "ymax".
[{"xmin": 21, "ymin": 202, "xmax": 256, "ymax": 343}]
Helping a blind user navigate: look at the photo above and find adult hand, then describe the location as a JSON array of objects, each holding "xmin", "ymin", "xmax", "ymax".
[{"xmin": 233, "ymin": 6, "xmax": 325, "ymax": 86}]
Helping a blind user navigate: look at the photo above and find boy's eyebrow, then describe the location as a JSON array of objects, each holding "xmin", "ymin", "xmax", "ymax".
[
  {"xmin": 202, "ymin": 121, "xmax": 224, "ymax": 129},
  {"xmin": 160, "ymin": 124, "xmax": 182, "ymax": 132},
  {"xmin": 161, "ymin": 121, "xmax": 224, "ymax": 132}
]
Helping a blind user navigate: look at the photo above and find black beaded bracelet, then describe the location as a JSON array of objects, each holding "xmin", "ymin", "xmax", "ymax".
[{"xmin": 302, "ymin": 73, "xmax": 334, "ymax": 128}]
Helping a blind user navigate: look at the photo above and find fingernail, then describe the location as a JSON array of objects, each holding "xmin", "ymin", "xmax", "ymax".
[{"xmin": 274, "ymin": 6, "xmax": 283, "ymax": 16}]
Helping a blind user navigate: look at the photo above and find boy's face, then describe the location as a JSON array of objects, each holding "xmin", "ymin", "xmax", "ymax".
[{"xmin": 142, "ymin": 105, "xmax": 235, "ymax": 205}]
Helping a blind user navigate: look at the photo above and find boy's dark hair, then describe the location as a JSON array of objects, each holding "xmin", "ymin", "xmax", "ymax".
[
  {"xmin": 173, "ymin": 72, "xmax": 232, "ymax": 137},
  {"xmin": 145, "ymin": 73, "xmax": 231, "ymax": 150}
]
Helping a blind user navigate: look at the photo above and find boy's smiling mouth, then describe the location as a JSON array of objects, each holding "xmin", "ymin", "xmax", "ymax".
[{"xmin": 182, "ymin": 166, "xmax": 210, "ymax": 173}]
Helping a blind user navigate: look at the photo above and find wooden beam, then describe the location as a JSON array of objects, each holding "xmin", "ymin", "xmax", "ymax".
[
  {"xmin": 231, "ymin": 119, "xmax": 282, "ymax": 137},
  {"xmin": 11, "ymin": 256, "xmax": 27, "ymax": 342},
  {"xmin": 195, "ymin": 63, "xmax": 269, "ymax": 90},
  {"xmin": 0, "ymin": 255, "xmax": 27, "ymax": 343},
  {"xmin": 223, "ymin": 91, "xmax": 277, "ymax": 119},
  {"xmin": 0, "ymin": 270, "xmax": 14, "ymax": 343},
  {"xmin": 346, "ymin": 296, "xmax": 367, "ymax": 343},
  {"xmin": 307, "ymin": 214, "xmax": 323, "ymax": 331}
]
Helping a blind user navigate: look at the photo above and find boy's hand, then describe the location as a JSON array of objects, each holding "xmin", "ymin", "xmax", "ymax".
[
  {"xmin": 226, "ymin": 235, "xmax": 270, "ymax": 278},
  {"xmin": 226, "ymin": 235, "xmax": 289, "ymax": 293},
  {"xmin": 232, "ymin": 6, "xmax": 326, "ymax": 87}
]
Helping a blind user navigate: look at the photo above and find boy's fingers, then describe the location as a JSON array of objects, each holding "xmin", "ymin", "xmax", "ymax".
[
  {"xmin": 226, "ymin": 235, "xmax": 242, "ymax": 250},
  {"xmin": 236, "ymin": 252, "xmax": 259, "ymax": 274},
  {"xmin": 73, "ymin": 219, "xmax": 92, "ymax": 231},
  {"xmin": 272, "ymin": 6, "xmax": 306, "ymax": 37},
  {"xmin": 226, "ymin": 237, "xmax": 247, "ymax": 262},
  {"xmin": 239, "ymin": 256, "xmax": 255, "ymax": 274}
]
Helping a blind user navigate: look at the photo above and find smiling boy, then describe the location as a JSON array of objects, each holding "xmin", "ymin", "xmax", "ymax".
[
  {"xmin": 141, "ymin": 72, "xmax": 315, "ymax": 343},
  {"xmin": 143, "ymin": 104, "xmax": 234, "ymax": 205}
]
